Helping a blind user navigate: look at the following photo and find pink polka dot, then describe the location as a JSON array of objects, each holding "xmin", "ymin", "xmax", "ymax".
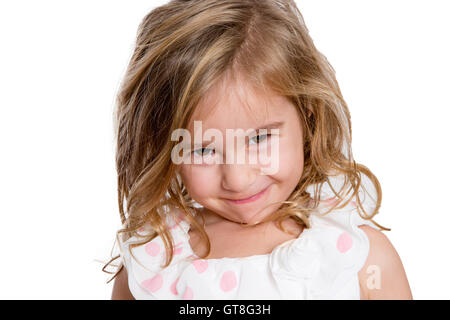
[
  {"xmin": 192, "ymin": 259, "xmax": 208, "ymax": 273},
  {"xmin": 170, "ymin": 277, "xmax": 180, "ymax": 295},
  {"xmin": 145, "ymin": 242, "xmax": 160, "ymax": 256},
  {"xmin": 173, "ymin": 242, "xmax": 183, "ymax": 255},
  {"xmin": 141, "ymin": 274, "xmax": 163, "ymax": 292},
  {"xmin": 220, "ymin": 271, "xmax": 237, "ymax": 292},
  {"xmin": 182, "ymin": 286, "xmax": 194, "ymax": 300},
  {"xmin": 337, "ymin": 232, "xmax": 353, "ymax": 253},
  {"xmin": 323, "ymin": 197, "xmax": 339, "ymax": 206},
  {"xmin": 173, "ymin": 248, "xmax": 183, "ymax": 255},
  {"xmin": 351, "ymin": 200, "xmax": 357, "ymax": 207}
]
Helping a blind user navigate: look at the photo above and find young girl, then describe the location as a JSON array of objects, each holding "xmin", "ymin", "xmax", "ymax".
[{"xmin": 105, "ymin": 0, "xmax": 412, "ymax": 300}]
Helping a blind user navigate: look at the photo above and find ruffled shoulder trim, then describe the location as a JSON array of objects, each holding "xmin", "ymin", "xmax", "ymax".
[
  {"xmin": 268, "ymin": 172, "xmax": 383, "ymax": 299},
  {"xmin": 116, "ymin": 207, "xmax": 199, "ymax": 299}
]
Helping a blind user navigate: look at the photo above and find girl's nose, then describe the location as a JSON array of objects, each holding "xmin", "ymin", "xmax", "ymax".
[{"xmin": 221, "ymin": 163, "xmax": 258, "ymax": 194}]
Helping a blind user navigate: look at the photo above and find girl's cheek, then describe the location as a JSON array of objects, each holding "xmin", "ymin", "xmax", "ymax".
[
  {"xmin": 257, "ymin": 136, "xmax": 286, "ymax": 175},
  {"xmin": 180, "ymin": 165, "xmax": 218, "ymax": 197},
  {"xmin": 275, "ymin": 138, "xmax": 304, "ymax": 179}
]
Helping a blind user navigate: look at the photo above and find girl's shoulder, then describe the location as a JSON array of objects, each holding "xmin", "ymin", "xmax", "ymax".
[
  {"xmin": 310, "ymin": 173, "xmax": 411, "ymax": 299},
  {"xmin": 357, "ymin": 225, "xmax": 413, "ymax": 299}
]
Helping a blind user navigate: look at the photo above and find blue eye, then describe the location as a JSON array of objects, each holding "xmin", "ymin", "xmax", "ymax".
[
  {"xmin": 249, "ymin": 133, "xmax": 271, "ymax": 145},
  {"xmin": 192, "ymin": 147, "xmax": 215, "ymax": 157}
]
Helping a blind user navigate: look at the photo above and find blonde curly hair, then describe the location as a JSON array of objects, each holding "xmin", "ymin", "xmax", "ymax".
[{"xmin": 103, "ymin": 0, "xmax": 389, "ymax": 283}]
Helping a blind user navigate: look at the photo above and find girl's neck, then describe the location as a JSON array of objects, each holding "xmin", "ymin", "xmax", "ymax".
[{"xmin": 194, "ymin": 206, "xmax": 277, "ymax": 232}]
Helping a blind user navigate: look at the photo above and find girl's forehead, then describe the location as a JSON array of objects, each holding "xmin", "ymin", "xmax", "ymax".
[{"xmin": 187, "ymin": 77, "xmax": 292, "ymax": 132}]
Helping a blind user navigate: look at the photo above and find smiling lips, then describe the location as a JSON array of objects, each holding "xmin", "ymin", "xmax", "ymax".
[{"xmin": 226, "ymin": 185, "xmax": 270, "ymax": 204}]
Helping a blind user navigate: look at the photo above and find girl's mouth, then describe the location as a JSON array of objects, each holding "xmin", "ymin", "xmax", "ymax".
[{"xmin": 225, "ymin": 185, "xmax": 271, "ymax": 204}]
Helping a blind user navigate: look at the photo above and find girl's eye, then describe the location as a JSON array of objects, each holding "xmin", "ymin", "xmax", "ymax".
[
  {"xmin": 192, "ymin": 147, "xmax": 215, "ymax": 157},
  {"xmin": 249, "ymin": 133, "xmax": 271, "ymax": 145}
]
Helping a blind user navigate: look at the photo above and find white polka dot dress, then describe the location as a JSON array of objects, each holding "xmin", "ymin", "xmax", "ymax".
[{"xmin": 117, "ymin": 173, "xmax": 382, "ymax": 300}]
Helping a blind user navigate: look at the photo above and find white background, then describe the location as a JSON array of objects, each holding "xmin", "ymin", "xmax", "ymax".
[{"xmin": 0, "ymin": 0, "xmax": 448, "ymax": 299}]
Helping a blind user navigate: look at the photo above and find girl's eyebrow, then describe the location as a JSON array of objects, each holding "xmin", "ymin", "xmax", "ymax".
[{"xmin": 253, "ymin": 121, "xmax": 285, "ymax": 132}]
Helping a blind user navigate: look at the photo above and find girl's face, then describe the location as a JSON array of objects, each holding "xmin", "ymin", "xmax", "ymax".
[{"xmin": 177, "ymin": 75, "xmax": 304, "ymax": 225}]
